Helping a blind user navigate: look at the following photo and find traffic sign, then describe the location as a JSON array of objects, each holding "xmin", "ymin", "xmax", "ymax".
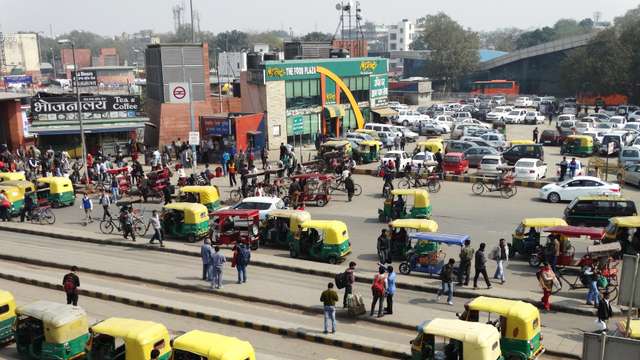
[
  {"xmin": 607, "ymin": 142, "xmax": 615, "ymax": 155},
  {"xmin": 292, "ymin": 116, "xmax": 304, "ymax": 135},
  {"xmin": 169, "ymin": 82, "xmax": 190, "ymax": 103},
  {"xmin": 188, "ymin": 131, "xmax": 200, "ymax": 146}
]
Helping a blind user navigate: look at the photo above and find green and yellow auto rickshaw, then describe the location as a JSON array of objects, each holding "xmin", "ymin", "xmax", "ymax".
[
  {"xmin": 410, "ymin": 318, "xmax": 503, "ymax": 360},
  {"xmin": 290, "ymin": 220, "xmax": 351, "ymax": 264},
  {"xmin": 603, "ymin": 215, "xmax": 640, "ymax": 254},
  {"xmin": 415, "ymin": 140, "xmax": 444, "ymax": 155},
  {"xmin": 87, "ymin": 318, "xmax": 171, "ymax": 360},
  {"xmin": 161, "ymin": 202, "xmax": 210, "ymax": 242},
  {"xmin": 36, "ymin": 177, "xmax": 75, "ymax": 207},
  {"xmin": 15, "ymin": 301, "xmax": 90, "ymax": 360},
  {"xmin": 358, "ymin": 140, "xmax": 381, "ymax": 164},
  {"xmin": 561, "ymin": 135, "xmax": 594, "ymax": 156},
  {"xmin": 355, "ymin": 129, "xmax": 382, "ymax": 141},
  {"xmin": 319, "ymin": 140, "xmax": 353, "ymax": 163},
  {"xmin": 179, "ymin": 185, "xmax": 221, "ymax": 212},
  {"xmin": 388, "ymin": 219, "xmax": 439, "ymax": 260},
  {"xmin": 172, "ymin": 330, "xmax": 256, "ymax": 360},
  {"xmin": 261, "ymin": 209, "xmax": 311, "ymax": 248},
  {"xmin": 510, "ymin": 218, "xmax": 567, "ymax": 257},
  {"xmin": 459, "ymin": 296, "xmax": 544, "ymax": 360},
  {"xmin": 378, "ymin": 189, "xmax": 432, "ymax": 222},
  {"xmin": 0, "ymin": 172, "xmax": 26, "ymax": 182},
  {"xmin": 0, "ymin": 185, "xmax": 23, "ymax": 216},
  {"xmin": 0, "ymin": 290, "xmax": 16, "ymax": 345}
]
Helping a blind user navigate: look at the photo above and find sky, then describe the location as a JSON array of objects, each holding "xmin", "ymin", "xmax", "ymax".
[{"xmin": 1, "ymin": 0, "xmax": 638, "ymax": 37}]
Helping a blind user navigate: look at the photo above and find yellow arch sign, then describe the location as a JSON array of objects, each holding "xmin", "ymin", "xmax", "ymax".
[{"xmin": 316, "ymin": 66, "xmax": 365, "ymax": 129}]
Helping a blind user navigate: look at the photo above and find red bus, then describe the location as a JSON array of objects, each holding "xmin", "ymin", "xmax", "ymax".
[{"xmin": 470, "ymin": 80, "xmax": 520, "ymax": 96}]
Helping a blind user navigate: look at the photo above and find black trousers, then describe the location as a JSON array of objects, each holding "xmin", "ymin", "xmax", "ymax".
[
  {"xmin": 457, "ymin": 261, "xmax": 471, "ymax": 285},
  {"xmin": 66, "ymin": 292, "xmax": 78, "ymax": 306},
  {"xmin": 102, "ymin": 205, "xmax": 111, "ymax": 221},
  {"xmin": 474, "ymin": 268, "xmax": 491, "ymax": 288},
  {"xmin": 385, "ymin": 293, "xmax": 394, "ymax": 314}
]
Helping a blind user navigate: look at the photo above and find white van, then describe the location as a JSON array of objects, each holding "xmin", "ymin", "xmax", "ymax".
[{"xmin": 364, "ymin": 123, "xmax": 402, "ymax": 138}]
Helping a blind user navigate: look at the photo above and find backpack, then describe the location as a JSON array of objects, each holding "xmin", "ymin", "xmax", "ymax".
[
  {"xmin": 239, "ymin": 246, "xmax": 251, "ymax": 266},
  {"xmin": 335, "ymin": 272, "xmax": 348, "ymax": 289},
  {"xmin": 63, "ymin": 274, "xmax": 76, "ymax": 294},
  {"xmin": 371, "ymin": 275, "xmax": 385, "ymax": 296}
]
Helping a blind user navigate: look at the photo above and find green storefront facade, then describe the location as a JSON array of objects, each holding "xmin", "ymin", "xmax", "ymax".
[{"xmin": 261, "ymin": 57, "xmax": 389, "ymax": 144}]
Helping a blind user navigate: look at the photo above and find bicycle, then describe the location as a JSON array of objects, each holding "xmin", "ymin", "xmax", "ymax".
[
  {"xmin": 397, "ymin": 172, "xmax": 442, "ymax": 193},
  {"xmin": 471, "ymin": 176, "xmax": 517, "ymax": 199},
  {"xmin": 29, "ymin": 206, "xmax": 56, "ymax": 225},
  {"xmin": 329, "ymin": 177, "xmax": 362, "ymax": 196},
  {"xmin": 99, "ymin": 210, "xmax": 147, "ymax": 237}
]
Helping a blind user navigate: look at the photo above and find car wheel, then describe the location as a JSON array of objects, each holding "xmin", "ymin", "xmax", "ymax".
[{"xmin": 547, "ymin": 192, "xmax": 561, "ymax": 203}]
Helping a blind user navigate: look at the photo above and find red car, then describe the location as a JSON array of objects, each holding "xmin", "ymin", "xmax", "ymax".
[
  {"xmin": 442, "ymin": 152, "xmax": 469, "ymax": 175},
  {"xmin": 540, "ymin": 129, "xmax": 563, "ymax": 146},
  {"xmin": 209, "ymin": 209, "xmax": 260, "ymax": 250}
]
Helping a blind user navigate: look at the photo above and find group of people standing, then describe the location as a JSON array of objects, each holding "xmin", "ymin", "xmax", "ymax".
[{"xmin": 200, "ymin": 239, "xmax": 251, "ymax": 290}]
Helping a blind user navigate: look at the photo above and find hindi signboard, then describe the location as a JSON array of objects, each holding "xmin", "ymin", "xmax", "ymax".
[
  {"xmin": 30, "ymin": 95, "xmax": 141, "ymax": 121},
  {"xmin": 72, "ymin": 70, "xmax": 97, "ymax": 87}
]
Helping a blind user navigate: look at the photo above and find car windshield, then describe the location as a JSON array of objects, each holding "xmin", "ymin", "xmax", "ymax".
[
  {"xmin": 527, "ymin": 112, "xmax": 536, "ymax": 116},
  {"xmin": 576, "ymin": 123, "xmax": 588, "ymax": 128},
  {"xmin": 234, "ymin": 202, "xmax": 272, "ymax": 210},
  {"xmin": 482, "ymin": 158, "xmax": 499, "ymax": 165},
  {"xmin": 612, "ymin": 118, "xmax": 624, "ymax": 124},
  {"xmin": 623, "ymin": 150, "xmax": 639, "ymax": 157},
  {"xmin": 444, "ymin": 156, "xmax": 460, "ymax": 163},
  {"xmin": 517, "ymin": 161, "xmax": 535, "ymax": 167},
  {"xmin": 414, "ymin": 154, "xmax": 425, "ymax": 160},
  {"xmin": 560, "ymin": 121, "xmax": 574, "ymax": 127},
  {"xmin": 508, "ymin": 111, "xmax": 520, "ymax": 115}
]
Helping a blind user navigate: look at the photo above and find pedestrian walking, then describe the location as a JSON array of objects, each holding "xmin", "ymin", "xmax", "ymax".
[
  {"xmin": 232, "ymin": 242, "xmax": 251, "ymax": 283},
  {"xmin": 596, "ymin": 292, "xmax": 613, "ymax": 332},
  {"xmin": 121, "ymin": 207, "xmax": 136, "ymax": 242},
  {"xmin": 492, "ymin": 238, "xmax": 509, "ymax": 284},
  {"xmin": 211, "ymin": 246, "xmax": 226, "ymax": 289},
  {"xmin": 81, "ymin": 193, "xmax": 93, "ymax": 225},
  {"xmin": 110, "ymin": 175, "xmax": 119, "ymax": 202},
  {"xmin": 532, "ymin": 127, "xmax": 539, "ymax": 143},
  {"xmin": 20, "ymin": 193, "xmax": 34, "ymax": 222},
  {"xmin": 147, "ymin": 210, "xmax": 164, "ymax": 247},
  {"xmin": 222, "ymin": 150, "xmax": 230, "ymax": 176},
  {"xmin": 200, "ymin": 239, "xmax": 213, "ymax": 281},
  {"xmin": 261, "ymin": 147, "xmax": 268, "ymax": 170},
  {"xmin": 569, "ymin": 158, "xmax": 577, "ymax": 179},
  {"xmin": 342, "ymin": 261, "xmax": 356, "ymax": 308},
  {"xmin": 546, "ymin": 235, "xmax": 560, "ymax": 273},
  {"xmin": 400, "ymin": 136, "xmax": 406, "ymax": 151},
  {"xmin": 537, "ymin": 263, "xmax": 556, "ymax": 311},
  {"xmin": 385, "ymin": 265, "xmax": 396, "ymax": 314},
  {"xmin": 473, "ymin": 243, "xmax": 492, "ymax": 289},
  {"xmin": 558, "ymin": 157, "xmax": 568, "ymax": 181},
  {"xmin": 437, "ymin": 258, "xmax": 456, "ymax": 305},
  {"xmin": 99, "ymin": 191, "xmax": 112, "ymax": 220},
  {"xmin": 457, "ymin": 239, "xmax": 474, "ymax": 286},
  {"xmin": 228, "ymin": 162, "xmax": 237, "ymax": 187},
  {"xmin": 62, "ymin": 266, "xmax": 80, "ymax": 306},
  {"xmin": 344, "ymin": 174, "xmax": 355, "ymax": 202},
  {"xmin": 377, "ymin": 229, "xmax": 391, "ymax": 264},
  {"xmin": 370, "ymin": 267, "xmax": 387, "ymax": 317},
  {"xmin": 0, "ymin": 190, "xmax": 9, "ymax": 222},
  {"xmin": 320, "ymin": 282, "xmax": 338, "ymax": 334},
  {"xmin": 394, "ymin": 135, "xmax": 401, "ymax": 150},
  {"xmin": 585, "ymin": 265, "xmax": 600, "ymax": 307},
  {"xmin": 162, "ymin": 184, "xmax": 172, "ymax": 205}
]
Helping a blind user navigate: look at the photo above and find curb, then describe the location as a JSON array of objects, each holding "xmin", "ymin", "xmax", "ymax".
[
  {"xmin": 0, "ymin": 271, "xmax": 409, "ymax": 359},
  {"xmin": 0, "ymin": 254, "xmax": 414, "ymax": 332},
  {"xmin": 0, "ymin": 225, "xmax": 600, "ymax": 317},
  {"xmin": 352, "ymin": 168, "xmax": 549, "ymax": 189}
]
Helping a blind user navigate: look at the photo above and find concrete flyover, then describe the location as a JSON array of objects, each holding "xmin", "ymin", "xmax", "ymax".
[{"xmin": 478, "ymin": 32, "xmax": 598, "ymax": 72}]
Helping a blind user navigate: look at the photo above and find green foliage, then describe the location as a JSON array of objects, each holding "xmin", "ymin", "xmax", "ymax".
[
  {"xmin": 515, "ymin": 18, "xmax": 595, "ymax": 50},
  {"xmin": 479, "ymin": 28, "xmax": 523, "ymax": 52},
  {"xmin": 215, "ymin": 30, "xmax": 250, "ymax": 52},
  {"xmin": 301, "ymin": 32, "xmax": 333, "ymax": 42}
]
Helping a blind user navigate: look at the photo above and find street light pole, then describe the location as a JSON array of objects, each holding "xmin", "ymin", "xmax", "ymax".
[
  {"xmin": 190, "ymin": 0, "xmax": 195, "ymax": 43},
  {"xmin": 60, "ymin": 39, "xmax": 88, "ymax": 185}
]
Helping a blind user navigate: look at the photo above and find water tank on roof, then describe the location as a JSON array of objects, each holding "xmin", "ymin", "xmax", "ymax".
[
  {"xmin": 263, "ymin": 52, "xmax": 277, "ymax": 61},
  {"xmin": 247, "ymin": 52, "xmax": 262, "ymax": 69}
]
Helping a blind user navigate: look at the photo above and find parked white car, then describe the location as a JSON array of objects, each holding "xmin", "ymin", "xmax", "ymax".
[
  {"xmin": 514, "ymin": 158, "xmax": 547, "ymax": 180},
  {"xmin": 394, "ymin": 110, "xmax": 427, "ymax": 127},
  {"xmin": 485, "ymin": 106, "xmax": 513, "ymax": 123},
  {"xmin": 538, "ymin": 176, "xmax": 621, "ymax": 203},
  {"xmin": 504, "ymin": 109, "xmax": 528, "ymax": 124},
  {"xmin": 480, "ymin": 133, "xmax": 507, "ymax": 150},
  {"xmin": 391, "ymin": 126, "xmax": 419, "ymax": 142},
  {"xmin": 233, "ymin": 196, "xmax": 286, "ymax": 220},
  {"xmin": 491, "ymin": 95, "xmax": 506, "ymax": 105},
  {"xmin": 574, "ymin": 122, "xmax": 591, "ymax": 134},
  {"xmin": 524, "ymin": 111, "xmax": 546, "ymax": 124},
  {"xmin": 452, "ymin": 112, "xmax": 473, "ymax": 120},
  {"xmin": 609, "ymin": 116, "xmax": 627, "ymax": 129},
  {"xmin": 458, "ymin": 118, "xmax": 490, "ymax": 128},
  {"xmin": 382, "ymin": 150, "xmax": 412, "ymax": 169},
  {"xmin": 514, "ymin": 97, "xmax": 533, "ymax": 108},
  {"xmin": 628, "ymin": 110, "xmax": 640, "ymax": 122},
  {"xmin": 477, "ymin": 155, "xmax": 505, "ymax": 176},
  {"xmin": 411, "ymin": 152, "xmax": 436, "ymax": 171}
]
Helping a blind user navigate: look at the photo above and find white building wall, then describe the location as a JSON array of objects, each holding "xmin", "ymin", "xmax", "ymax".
[
  {"xmin": 217, "ymin": 52, "xmax": 247, "ymax": 79},
  {"xmin": 2, "ymin": 33, "xmax": 40, "ymax": 72}
]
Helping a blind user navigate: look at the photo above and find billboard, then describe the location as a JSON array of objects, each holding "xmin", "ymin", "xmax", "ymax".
[
  {"xmin": 31, "ymin": 95, "xmax": 141, "ymax": 121},
  {"xmin": 71, "ymin": 70, "xmax": 97, "ymax": 87}
]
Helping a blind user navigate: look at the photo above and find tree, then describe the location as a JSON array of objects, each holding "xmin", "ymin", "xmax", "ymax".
[
  {"xmin": 301, "ymin": 32, "xmax": 333, "ymax": 42},
  {"xmin": 216, "ymin": 30, "xmax": 249, "ymax": 52},
  {"xmin": 478, "ymin": 28, "xmax": 523, "ymax": 52},
  {"xmin": 248, "ymin": 31, "xmax": 284, "ymax": 50},
  {"xmin": 413, "ymin": 12, "xmax": 479, "ymax": 92},
  {"xmin": 515, "ymin": 27, "xmax": 555, "ymax": 49}
]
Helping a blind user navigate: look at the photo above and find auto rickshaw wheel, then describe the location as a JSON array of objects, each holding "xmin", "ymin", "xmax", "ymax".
[
  {"xmin": 327, "ymin": 256, "xmax": 338, "ymax": 265},
  {"xmin": 187, "ymin": 234, "xmax": 197, "ymax": 243},
  {"xmin": 250, "ymin": 241, "xmax": 259, "ymax": 251},
  {"xmin": 317, "ymin": 198, "xmax": 327, "ymax": 207},
  {"xmin": 354, "ymin": 184, "xmax": 362, "ymax": 196},
  {"xmin": 528, "ymin": 254, "xmax": 542, "ymax": 267},
  {"xmin": 399, "ymin": 262, "xmax": 411, "ymax": 275},
  {"xmin": 289, "ymin": 247, "xmax": 298, "ymax": 258}
]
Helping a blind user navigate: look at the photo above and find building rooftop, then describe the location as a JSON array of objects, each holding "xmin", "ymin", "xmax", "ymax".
[
  {"xmin": 263, "ymin": 56, "xmax": 383, "ymax": 65},
  {"xmin": 80, "ymin": 66, "xmax": 135, "ymax": 71},
  {"xmin": 0, "ymin": 92, "xmax": 31, "ymax": 101}
]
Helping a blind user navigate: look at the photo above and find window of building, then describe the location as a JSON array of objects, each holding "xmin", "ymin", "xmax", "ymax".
[
  {"xmin": 389, "ymin": 33, "xmax": 397, "ymax": 40},
  {"xmin": 390, "ymin": 43, "xmax": 397, "ymax": 50},
  {"xmin": 285, "ymin": 79, "xmax": 321, "ymax": 109},
  {"xmin": 400, "ymin": 28, "xmax": 404, "ymax": 34}
]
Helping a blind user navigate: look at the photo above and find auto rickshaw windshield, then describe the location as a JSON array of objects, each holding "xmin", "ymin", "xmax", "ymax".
[{"xmin": 300, "ymin": 220, "xmax": 349, "ymax": 245}]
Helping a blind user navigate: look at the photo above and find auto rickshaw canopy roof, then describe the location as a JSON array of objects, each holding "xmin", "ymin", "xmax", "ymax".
[
  {"xmin": 16, "ymin": 301, "xmax": 89, "ymax": 343},
  {"xmin": 565, "ymin": 134, "xmax": 593, "ymax": 145},
  {"xmin": 0, "ymin": 290, "xmax": 15, "ymax": 306},
  {"xmin": 390, "ymin": 188, "xmax": 430, "ymax": 208},
  {"xmin": 267, "ymin": 209, "xmax": 311, "ymax": 223},
  {"xmin": 173, "ymin": 330, "xmax": 255, "ymax": 360},
  {"xmin": 0, "ymin": 290, "xmax": 15, "ymax": 321},
  {"xmin": 300, "ymin": 220, "xmax": 349, "ymax": 245},
  {"xmin": 520, "ymin": 218, "xmax": 568, "ymax": 228},
  {"xmin": 322, "ymin": 140, "xmax": 351, "ymax": 148},
  {"xmin": 409, "ymin": 232, "xmax": 468, "ymax": 246},
  {"xmin": 510, "ymin": 139, "xmax": 535, "ymax": 145},
  {"xmin": 419, "ymin": 318, "xmax": 502, "ymax": 349},
  {"xmin": 91, "ymin": 317, "xmax": 170, "ymax": 348},
  {"xmin": 180, "ymin": 185, "xmax": 220, "ymax": 204},
  {"xmin": 359, "ymin": 140, "xmax": 381, "ymax": 148},
  {"xmin": 618, "ymin": 319, "xmax": 640, "ymax": 339},
  {"xmin": 1, "ymin": 180, "xmax": 36, "ymax": 195},
  {"xmin": 355, "ymin": 129, "xmax": 381, "ymax": 140},
  {"xmin": 389, "ymin": 219, "xmax": 438, "ymax": 232},
  {"xmin": 611, "ymin": 216, "xmax": 640, "ymax": 228},
  {"xmin": 466, "ymin": 296, "xmax": 541, "ymax": 340},
  {"xmin": 0, "ymin": 172, "xmax": 26, "ymax": 182},
  {"xmin": 0, "ymin": 185, "xmax": 22, "ymax": 202},
  {"xmin": 164, "ymin": 202, "xmax": 210, "ymax": 223},
  {"xmin": 37, "ymin": 176, "xmax": 74, "ymax": 193},
  {"xmin": 542, "ymin": 225, "xmax": 605, "ymax": 240},
  {"xmin": 417, "ymin": 140, "xmax": 444, "ymax": 153}
]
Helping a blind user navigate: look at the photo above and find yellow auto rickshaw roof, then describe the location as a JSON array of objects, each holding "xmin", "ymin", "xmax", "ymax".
[
  {"xmin": 164, "ymin": 202, "xmax": 209, "ymax": 223},
  {"xmin": 0, "ymin": 290, "xmax": 14, "ymax": 305},
  {"xmin": 91, "ymin": 318, "xmax": 169, "ymax": 344},
  {"xmin": 37, "ymin": 177, "xmax": 73, "ymax": 192},
  {"xmin": 173, "ymin": 330, "xmax": 255, "ymax": 360},
  {"xmin": 467, "ymin": 296, "xmax": 540, "ymax": 324},
  {"xmin": 566, "ymin": 134, "xmax": 593, "ymax": 142},
  {"xmin": 0, "ymin": 172, "xmax": 26, "ymax": 181},
  {"xmin": 359, "ymin": 140, "xmax": 381, "ymax": 147},
  {"xmin": 300, "ymin": 220, "xmax": 349, "ymax": 245},
  {"xmin": 322, "ymin": 140, "xmax": 351, "ymax": 147},
  {"xmin": 268, "ymin": 209, "xmax": 311, "ymax": 221},
  {"xmin": 510, "ymin": 140, "xmax": 535, "ymax": 145},
  {"xmin": 611, "ymin": 216, "xmax": 640, "ymax": 228},
  {"xmin": 0, "ymin": 185, "xmax": 22, "ymax": 201},
  {"xmin": 422, "ymin": 318, "xmax": 501, "ymax": 347},
  {"xmin": 180, "ymin": 185, "xmax": 220, "ymax": 203},
  {"xmin": 389, "ymin": 219, "xmax": 438, "ymax": 232},
  {"xmin": 17, "ymin": 301, "xmax": 87, "ymax": 327},
  {"xmin": 619, "ymin": 319, "xmax": 640, "ymax": 338},
  {"xmin": 521, "ymin": 218, "xmax": 568, "ymax": 228},
  {"xmin": 391, "ymin": 189, "xmax": 430, "ymax": 207},
  {"xmin": 419, "ymin": 138, "xmax": 444, "ymax": 145}
]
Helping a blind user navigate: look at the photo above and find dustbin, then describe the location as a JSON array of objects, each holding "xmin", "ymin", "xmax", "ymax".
[{"xmin": 215, "ymin": 166, "xmax": 223, "ymax": 177}]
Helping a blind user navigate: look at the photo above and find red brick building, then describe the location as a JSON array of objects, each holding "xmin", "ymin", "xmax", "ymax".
[
  {"xmin": 0, "ymin": 93, "xmax": 30, "ymax": 150},
  {"xmin": 60, "ymin": 48, "xmax": 91, "ymax": 78}
]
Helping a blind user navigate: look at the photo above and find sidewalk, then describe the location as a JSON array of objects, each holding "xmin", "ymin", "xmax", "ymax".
[{"xmin": 0, "ymin": 221, "xmax": 607, "ymax": 317}]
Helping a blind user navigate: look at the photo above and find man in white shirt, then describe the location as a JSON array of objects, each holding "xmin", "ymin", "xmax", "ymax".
[{"xmin": 147, "ymin": 210, "xmax": 164, "ymax": 247}]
